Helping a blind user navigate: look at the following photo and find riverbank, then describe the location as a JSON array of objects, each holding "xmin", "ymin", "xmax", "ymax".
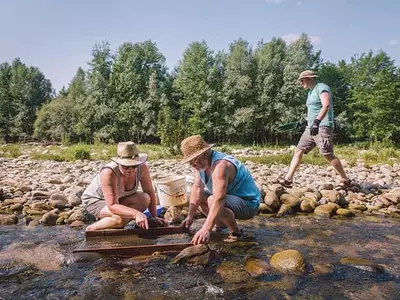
[{"xmin": 0, "ymin": 153, "xmax": 399, "ymax": 227}]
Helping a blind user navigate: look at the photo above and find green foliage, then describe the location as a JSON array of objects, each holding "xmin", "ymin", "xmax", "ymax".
[
  {"xmin": 0, "ymin": 144, "xmax": 22, "ymax": 158},
  {"xmin": 73, "ymin": 148, "xmax": 91, "ymax": 160},
  {"xmin": 1, "ymin": 35, "xmax": 400, "ymax": 147}
]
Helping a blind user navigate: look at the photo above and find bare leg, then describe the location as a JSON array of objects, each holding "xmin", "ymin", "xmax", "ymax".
[
  {"xmin": 285, "ymin": 148, "xmax": 305, "ymax": 182},
  {"xmin": 85, "ymin": 192, "xmax": 151, "ymax": 231},
  {"xmin": 324, "ymin": 154, "xmax": 349, "ymax": 182},
  {"xmin": 200, "ymin": 195, "xmax": 240, "ymax": 234}
]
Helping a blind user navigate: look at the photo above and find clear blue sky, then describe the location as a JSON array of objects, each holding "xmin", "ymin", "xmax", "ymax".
[{"xmin": 1, "ymin": 0, "xmax": 399, "ymax": 92}]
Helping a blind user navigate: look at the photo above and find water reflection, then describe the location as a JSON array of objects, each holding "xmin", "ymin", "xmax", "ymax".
[{"xmin": 0, "ymin": 215, "xmax": 399, "ymax": 299}]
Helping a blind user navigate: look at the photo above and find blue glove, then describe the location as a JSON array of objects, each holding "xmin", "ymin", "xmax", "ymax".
[{"xmin": 310, "ymin": 119, "xmax": 321, "ymax": 136}]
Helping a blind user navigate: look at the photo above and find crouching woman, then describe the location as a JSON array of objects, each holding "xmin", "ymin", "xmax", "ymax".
[{"xmin": 82, "ymin": 141, "xmax": 166, "ymax": 231}]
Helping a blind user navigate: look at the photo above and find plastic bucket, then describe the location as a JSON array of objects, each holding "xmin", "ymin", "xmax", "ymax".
[
  {"xmin": 185, "ymin": 175, "xmax": 195, "ymax": 202},
  {"xmin": 154, "ymin": 175, "xmax": 186, "ymax": 207}
]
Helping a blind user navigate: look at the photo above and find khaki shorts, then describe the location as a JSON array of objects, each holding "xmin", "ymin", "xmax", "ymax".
[{"xmin": 297, "ymin": 126, "xmax": 334, "ymax": 155}]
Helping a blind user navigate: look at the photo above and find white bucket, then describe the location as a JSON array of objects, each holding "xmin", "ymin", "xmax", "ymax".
[
  {"xmin": 185, "ymin": 175, "xmax": 195, "ymax": 203},
  {"xmin": 154, "ymin": 175, "xmax": 186, "ymax": 207}
]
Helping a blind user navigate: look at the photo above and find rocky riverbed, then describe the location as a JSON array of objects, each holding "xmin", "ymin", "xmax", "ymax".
[{"xmin": 0, "ymin": 153, "xmax": 400, "ymax": 227}]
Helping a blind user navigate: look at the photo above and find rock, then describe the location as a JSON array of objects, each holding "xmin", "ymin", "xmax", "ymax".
[
  {"xmin": 382, "ymin": 193, "xmax": 399, "ymax": 205},
  {"xmin": 336, "ymin": 208, "xmax": 355, "ymax": 217},
  {"xmin": 67, "ymin": 209, "xmax": 85, "ymax": 224},
  {"xmin": 280, "ymin": 194, "xmax": 301, "ymax": 209},
  {"xmin": 377, "ymin": 195, "xmax": 391, "ymax": 207},
  {"xmin": 70, "ymin": 220, "xmax": 85, "ymax": 229},
  {"xmin": 348, "ymin": 203, "xmax": 367, "ymax": 211},
  {"xmin": 300, "ymin": 199, "xmax": 314, "ymax": 213},
  {"xmin": 340, "ymin": 257, "xmax": 385, "ymax": 273},
  {"xmin": 32, "ymin": 190, "xmax": 51, "ymax": 198},
  {"xmin": 67, "ymin": 194, "xmax": 81, "ymax": 207},
  {"xmin": 171, "ymin": 244, "xmax": 210, "ymax": 264},
  {"xmin": 30, "ymin": 202, "xmax": 52, "ymax": 211},
  {"xmin": 314, "ymin": 203, "xmax": 339, "ymax": 218},
  {"xmin": 264, "ymin": 191, "xmax": 281, "ymax": 209},
  {"xmin": 0, "ymin": 214, "xmax": 18, "ymax": 225},
  {"xmin": 40, "ymin": 211, "xmax": 59, "ymax": 226},
  {"xmin": 328, "ymin": 190, "xmax": 340, "ymax": 203},
  {"xmin": 49, "ymin": 193, "xmax": 68, "ymax": 209},
  {"xmin": 303, "ymin": 191, "xmax": 320, "ymax": 202},
  {"xmin": 9, "ymin": 203, "xmax": 23, "ymax": 212},
  {"xmin": 244, "ymin": 258, "xmax": 271, "ymax": 277},
  {"xmin": 276, "ymin": 204, "xmax": 294, "ymax": 217},
  {"xmin": 163, "ymin": 206, "xmax": 185, "ymax": 224},
  {"xmin": 286, "ymin": 188, "xmax": 307, "ymax": 199},
  {"xmin": 270, "ymin": 249, "xmax": 306, "ymax": 274},
  {"xmin": 216, "ymin": 260, "xmax": 251, "ymax": 283},
  {"xmin": 259, "ymin": 203, "xmax": 274, "ymax": 214},
  {"xmin": 269, "ymin": 184, "xmax": 286, "ymax": 197}
]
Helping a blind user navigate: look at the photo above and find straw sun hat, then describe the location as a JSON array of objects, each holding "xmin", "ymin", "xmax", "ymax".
[
  {"xmin": 111, "ymin": 141, "xmax": 148, "ymax": 166},
  {"xmin": 298, "ymin": 70, "xmax": 318, "ymax": 81},
  {"xmin": 180, "ymin": 135, "xmax": 215, "ymax": 164}
]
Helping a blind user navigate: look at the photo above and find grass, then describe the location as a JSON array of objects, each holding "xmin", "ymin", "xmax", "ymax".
[{"xmin": 0, "ymin": 142, "xmax": 399, "ymax": 166}]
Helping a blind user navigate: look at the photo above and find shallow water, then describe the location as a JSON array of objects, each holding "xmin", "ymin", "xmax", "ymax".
[{"xmin": 1, "ymin": 215, "xmax": 399, "ymax": 300}]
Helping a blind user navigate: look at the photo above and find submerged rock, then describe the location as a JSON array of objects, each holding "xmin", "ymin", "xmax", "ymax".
[
  {"xmin": 270, "ymin": 249, "xmax": 306, "ymax": 274},
  {"xmin": 171, "ymin": 244, "xmax": 210, "ymax": 265}
]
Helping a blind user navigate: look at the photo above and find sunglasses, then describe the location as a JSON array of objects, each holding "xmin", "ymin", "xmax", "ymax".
[{"xmin": 120, "ymin": 165, "xmax": 138, "ymax": 170}]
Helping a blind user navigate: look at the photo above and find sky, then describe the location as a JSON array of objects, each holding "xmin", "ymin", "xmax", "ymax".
[{"xmin": 1, "ymin": 0, "xmax": 399, "ymax": 92}]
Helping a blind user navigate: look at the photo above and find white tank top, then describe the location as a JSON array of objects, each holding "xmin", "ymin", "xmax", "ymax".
[{"xmin": 81, "ymin": 161, "xmax": 142, "ymax": 207}]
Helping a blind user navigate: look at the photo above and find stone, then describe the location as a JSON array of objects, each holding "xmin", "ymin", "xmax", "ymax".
[
  {"xmin": 270, "ymin": 249, "xmax": 306, "ymax": 274},
  {"xmin": 244, "ymin": 258, "xmax": 271, "ymax": 277},
  {"xmin": 49, "ymin": 193, "xmax": 68, "ymax": 209},
  {"xmin": 264, "ymin": 191, "xmax": 280, "ymax": 209},
  {"xmin": 336, "ymin": 208, "xmax": 355, "ymax": 217},
  {"xmin": 280, "ymin": 194, "xmax": 301, "ymax": 209},
  {"xmin": 314, "ymin": 203, "xmax": 339, "ymax": 218},
  {"xmin": 171, "ymin": 244, "xmax": 210, "ymax": 264},
  {"xmin": 0, "ymin": 214, "xmax": 18, "ymax": 225},
  {"xmin": 276, "ymin": 204, "xmax": 294, "ymax": 217}
]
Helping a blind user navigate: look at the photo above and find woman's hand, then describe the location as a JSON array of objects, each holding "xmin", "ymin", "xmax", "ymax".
[{"xmin": 135, "ymin": 212, "xmax": 149, "ymax": 229}]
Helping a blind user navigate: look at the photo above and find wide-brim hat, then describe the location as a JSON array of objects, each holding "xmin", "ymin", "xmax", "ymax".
[
  {"xmin": 180, "ymin": 135, "xmax": 215, "ymax": 164},
  {"xmin": 111, "ymin": 141, "xmax": 148, "ymax": 166},
  {"xmin": 298, "ymin": 70, "xmax": 318, "ymax": 81}
]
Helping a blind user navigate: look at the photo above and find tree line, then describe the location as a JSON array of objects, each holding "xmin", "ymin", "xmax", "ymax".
[{"xmin": 1, "ymin": 33, "xmax": 399, "ymax": 149}]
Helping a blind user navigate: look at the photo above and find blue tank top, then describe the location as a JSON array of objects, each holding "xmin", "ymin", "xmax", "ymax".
[{"xmin": 199, "ymin": 151, "xmax": 260, "ymax": 209}]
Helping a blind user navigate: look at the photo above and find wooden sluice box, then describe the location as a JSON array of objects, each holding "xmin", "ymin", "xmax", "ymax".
[{"xmin": 73, "ymin": 226, "xmax": 193, "ymax": 257}]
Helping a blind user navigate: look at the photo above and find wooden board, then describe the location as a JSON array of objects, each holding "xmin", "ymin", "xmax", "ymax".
[
  {"xmin": 73, "ymin": 242, "xmax": 193, "ymax": 257},
  {"xmin": 85, "ymin": 226, "xmax": 189, "ymax": 239}
]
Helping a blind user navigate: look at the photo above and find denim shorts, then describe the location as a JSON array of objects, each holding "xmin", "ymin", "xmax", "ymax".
[{"xmin": 203, "ymin": 190, "xmax": 258, "ymax": 220}]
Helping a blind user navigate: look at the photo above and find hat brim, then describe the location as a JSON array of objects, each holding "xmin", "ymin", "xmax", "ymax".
[
  {"xmin": 297, "ymin": 75, "xmax": 318, "ymax": 82},
  {"xmin": 111, "ymin": 153, "xmax": 148, "ymax": 166},
  {"xmin": 180, "ymin": 144, "xmax": 215, "ymax": 164}
]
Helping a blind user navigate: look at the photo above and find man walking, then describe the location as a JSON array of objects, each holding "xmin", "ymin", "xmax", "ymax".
[{"xmin": 275, "ymin": 70, "xmax": 351, "ymax": 189}]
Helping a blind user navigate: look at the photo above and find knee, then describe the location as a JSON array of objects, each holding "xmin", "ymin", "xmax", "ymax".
[
  {"xmin": 111, "ymin": 215, "xmax": 125, "ymax": 227},
  {"xmin": 323, "ymin": 153, "xmax": 336, "ymax": 161},
  {"xmin": 143, "ymin": 193, "xmax": 151, "ymax": 206},
  {"xmin": 206, "ymin": 195, "xmax": 214, "ymax": 207},
  {"xmin": 294, "ymin": 148, "xmax": 304, "ymax": 157}
]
